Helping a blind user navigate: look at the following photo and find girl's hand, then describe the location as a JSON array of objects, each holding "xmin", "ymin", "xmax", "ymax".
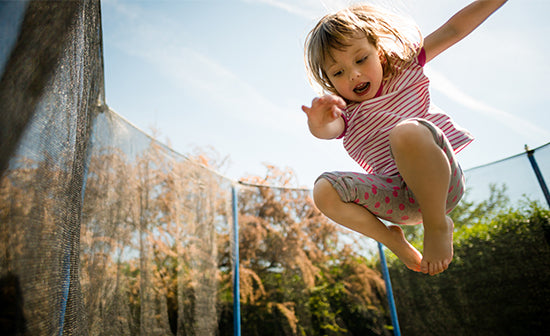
[
  {"xmin": 301, "ymin": 94, "xmax": 346, "ymax": 125},
  {"xmin": 301, "ymin": 94, "xmax": 347, "ymax": 139}
]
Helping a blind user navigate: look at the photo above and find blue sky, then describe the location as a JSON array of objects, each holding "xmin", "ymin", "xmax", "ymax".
[{"xmin": 101, "ymin": 0, "xmax": 550, "ymax": 188}]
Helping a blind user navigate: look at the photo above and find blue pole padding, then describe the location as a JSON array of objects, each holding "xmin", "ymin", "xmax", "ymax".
[
  {"xmin": 58, "ymin": 252, "xmax": 71, "ymax": 335},
  {"xmin": 526, "ymin": 147, "xmax": 550, "ymax": 208},
  {"xmin": 231, "ymin": 186, "xmax": 241, "ymax": 336},
  {"xmin": 378, "ymin": 242, "xmax": 401, "ymax": 336}
]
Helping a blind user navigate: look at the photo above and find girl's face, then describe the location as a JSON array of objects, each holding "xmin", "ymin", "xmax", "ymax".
[{"xmin": 324, "ymin": 35, "xmax": 384, "ymax": 103}]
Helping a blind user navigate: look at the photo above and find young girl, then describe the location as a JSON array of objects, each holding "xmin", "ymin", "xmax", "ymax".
[{"xmin": 302, "ymin": 0, "xmax": 507, "ymax": 275}]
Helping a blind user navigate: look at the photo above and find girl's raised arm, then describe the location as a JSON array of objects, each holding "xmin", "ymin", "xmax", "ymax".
[{"xmin": 423, "ymin": 0, "xmax": 507, "ymax": 63}]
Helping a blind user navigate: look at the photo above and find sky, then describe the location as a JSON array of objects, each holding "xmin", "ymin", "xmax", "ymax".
[{"xmin": 101, "ymin": 0, "xmax": 550, "ymax": 189}]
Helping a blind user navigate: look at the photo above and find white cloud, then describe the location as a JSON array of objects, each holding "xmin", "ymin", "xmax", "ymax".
[
  {"xmin": 426, "ymin": 66, "xmax": 550, "ymax": 142},
  {"xmin": 242, "ymin": 0, "xmax": 351, "ymax": 19},
  {"xmin": 107, "ymin": 7, "xmax": 304, "ymax": 138},
  {"xmin": 242, "ymin": 0, "xmax": 425, "ymax": 21}
]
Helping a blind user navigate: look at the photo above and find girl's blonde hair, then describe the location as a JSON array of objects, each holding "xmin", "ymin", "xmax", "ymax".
[{"xmin": 304, "ymin": 4, "xmax": 422, "ymax": 95}]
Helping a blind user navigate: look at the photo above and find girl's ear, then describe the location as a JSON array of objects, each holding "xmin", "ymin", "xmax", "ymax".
[
  {"xmin": 378, "ymin": 48, "xmax": 387, "ymax": 65},
  {"xmin": 379, "ymin": 49, "xmax": 393, "ymax": 80}
]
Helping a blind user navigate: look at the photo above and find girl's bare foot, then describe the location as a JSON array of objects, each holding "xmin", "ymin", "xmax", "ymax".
[
  {"xmin": 420, "ymin": 216, "xmax": 454, "ymax": 275},
  {"xmin": 385, "ymin": 225, "xmax": 423, "ymax": 272}
]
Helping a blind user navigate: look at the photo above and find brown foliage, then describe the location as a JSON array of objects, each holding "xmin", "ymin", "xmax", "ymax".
[
  {"xmin": 236, "ymin": 164, "xmax": 389, "ymax": 334},
  {"xmin": 1, "ymin": 129, "xmax": 388, "ymax": 334}
]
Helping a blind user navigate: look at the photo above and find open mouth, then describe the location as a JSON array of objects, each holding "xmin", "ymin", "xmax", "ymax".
[{"xmin": 353, "ymin": 82, "xmax": 370, "ymax": 95}]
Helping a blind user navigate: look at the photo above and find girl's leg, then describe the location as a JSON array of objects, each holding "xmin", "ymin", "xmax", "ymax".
[
  {"xmin": 389, "ymin": 120, "xmax": 453, "ymax": 275},
  {"xmin": 313, "ymin": 178, "xmax": 423, "ymax": 272}
]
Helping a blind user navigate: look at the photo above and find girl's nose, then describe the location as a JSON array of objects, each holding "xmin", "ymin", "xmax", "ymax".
[{"xmin": 349, "ymin": 68, "xmax": 361, "ymax": 81}]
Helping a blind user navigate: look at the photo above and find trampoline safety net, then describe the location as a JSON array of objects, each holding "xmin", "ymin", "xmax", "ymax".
[
  {"xmin": 0, "ymin": 1, "xmax": 234, "ymax": 335},
  {"xmin": 0, "ymin": 1, "xmax": 388, "ymax": 335}
]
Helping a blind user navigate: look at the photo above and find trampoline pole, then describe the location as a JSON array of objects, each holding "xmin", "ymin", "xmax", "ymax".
[
  {"xmin": 378, "ymin": 242, "xmax": 401, "ymax": 336},
  {"xmin": 231, "ymin": 186, "xmax": 242, "ymax": 336},
  {"xmin": 525, "ymin": 146, "xmax": 550, "ymax": 208}
]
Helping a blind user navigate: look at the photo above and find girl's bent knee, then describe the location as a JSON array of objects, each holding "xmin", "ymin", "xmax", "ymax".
[
  {"xmin": 313, "ymin": 178, "xmax": 337, "ymax": 212},
  {"xmin": 389, "ymin": 120, "xmax": 432, "ymax": 149}
]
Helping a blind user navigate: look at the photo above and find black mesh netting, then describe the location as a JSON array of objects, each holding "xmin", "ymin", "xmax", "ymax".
[
  {"xmin": 0, "ymin": 1, "xmax": 232, "ymax": 335},
  {"xmin": 462, "ymin": 143, "xmax": 550, "ymax": 206},
  {"xmin": 1, "ymin": 0, "xmax": 102, "ymax": 334},
  {"xmin": 0, "ymin": 2, "xmax": 388, "ymax": 335}
]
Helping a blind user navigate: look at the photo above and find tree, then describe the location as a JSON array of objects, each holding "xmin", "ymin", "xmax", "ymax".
[
  {"xmin": 81, "ymin": 137, "xmax": 231, "ymax": 335},
  {"xmin": 387, "ymin": 193, "xmax": 550, "ymax": 336},
  {"xmin": 225, "ymin": 164, "xmax": 392, "ymax": 335}
]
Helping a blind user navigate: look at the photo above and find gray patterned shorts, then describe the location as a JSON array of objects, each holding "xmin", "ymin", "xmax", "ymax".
[{"xmin": 317, "ymin": 119, "xmax": 465, "ymax": 225}]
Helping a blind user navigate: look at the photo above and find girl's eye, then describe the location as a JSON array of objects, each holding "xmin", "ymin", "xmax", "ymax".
[
  {"xmin": 332, "ymin": 70, "xmax": 343, "ymax": 77},
  {"xmin": 356, "ymin": 56, "xmax": 368, "ymax": 64}
]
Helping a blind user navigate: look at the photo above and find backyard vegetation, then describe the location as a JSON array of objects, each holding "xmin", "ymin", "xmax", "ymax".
[
  {"xmin": 3, "ymin": 141, "xmax": 546, "ymax": 335},
  {"xmin": 218, "ymin": 167, "xmax": 550, "ymax": 335},
  {"xmin": 389, "ymin": 186, "xmax": 550, "ymax": 336}
]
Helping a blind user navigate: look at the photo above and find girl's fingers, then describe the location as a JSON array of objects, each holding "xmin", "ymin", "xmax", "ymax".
[
  {"xmin": 303, "ymin": 94, "xmax": 345, "ymax": 121},
  {"xmin": 331, "ymin": 105, "xmax": 344, "ymax": 119},
  {"xmin": 335, "ymin": 96, "xmax": 346, "ymax": 109}
]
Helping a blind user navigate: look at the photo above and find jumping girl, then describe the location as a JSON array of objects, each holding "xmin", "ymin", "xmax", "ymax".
[{"xmin": 302, "ymin": 0, "xmax": 507, "ymax": 275}]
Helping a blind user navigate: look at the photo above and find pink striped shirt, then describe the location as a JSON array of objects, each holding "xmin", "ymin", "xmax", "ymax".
[{"xmin": 339, "ymin": 48, "xmax": 474, "ymax": 175}]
